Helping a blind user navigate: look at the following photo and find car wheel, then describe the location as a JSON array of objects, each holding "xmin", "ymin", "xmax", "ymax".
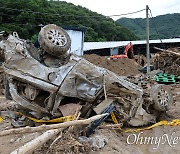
[
  {"xmin": 150, "ymin": 84, "xmax": 173, "ymax": 112},
  {"xmin": 38, "ymin": 24, "xmax": 71, "ymax": 57}
]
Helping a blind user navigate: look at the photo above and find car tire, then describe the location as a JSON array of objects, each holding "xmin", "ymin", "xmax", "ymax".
[
  {"xmin": 150, "ymin": 84, "xmax": 173, "ymax": 112},
  {"xmin": 38, "ymin": 24, "xmax": 71, "ymax": 57}
]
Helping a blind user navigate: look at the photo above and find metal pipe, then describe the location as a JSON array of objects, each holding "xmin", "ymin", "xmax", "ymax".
[{"xmin": 146, "ymin": 5, "xmax": 150, "ymax": 73}]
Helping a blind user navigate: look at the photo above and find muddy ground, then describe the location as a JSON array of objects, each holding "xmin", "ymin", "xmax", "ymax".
[
  {"xmin": 36, "ymin": 84, "xmax": 180, "ymax": 154},
  {"xmin": 0, "ymin": 55, "xmax": 180, "ymax": 154},
  {"xmin": 0, "ymin": 84, "xmax": 179, "ymax": 154}
]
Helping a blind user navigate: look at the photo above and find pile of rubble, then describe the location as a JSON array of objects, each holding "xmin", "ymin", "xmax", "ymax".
[
  {"xmin": 153, "ymin": 47, "xmax": 180, "ymax": 75},
  {"xmin": 0, "ymin": 25, "xmax": 178, "ymax": 154}
]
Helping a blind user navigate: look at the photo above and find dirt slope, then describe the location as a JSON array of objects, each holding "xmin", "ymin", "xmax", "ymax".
[{"xmin": 83, "ymin": 54, "xmax": 141, "ymax": 76}]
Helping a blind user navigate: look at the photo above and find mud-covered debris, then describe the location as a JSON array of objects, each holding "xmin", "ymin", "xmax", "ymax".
[
  {"xmin": 153, "ymin": 47, "xmax": 180, "ymax": 75},
  {"xmin": 79, "ymin": 135, "xmax": 108, "ymax": 150},
  {"xmin": 0, "ymin": 24, "xmax": 173, "ymax": 129}
]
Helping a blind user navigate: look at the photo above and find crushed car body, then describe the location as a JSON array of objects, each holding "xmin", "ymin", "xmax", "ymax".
[{"xmin": 0, "ymin": 24, "xmax": 173, "ymax": 127}]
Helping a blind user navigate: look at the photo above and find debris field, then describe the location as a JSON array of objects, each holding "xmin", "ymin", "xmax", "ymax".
[{"xmin": 0, "ymin": 24, "xmax": 180, "ymax": 154}]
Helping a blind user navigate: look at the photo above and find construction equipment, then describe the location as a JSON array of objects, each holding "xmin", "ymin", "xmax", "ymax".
[{"xmin": 110, "ymin": 42, "xmax": 134, "ymax": 59}]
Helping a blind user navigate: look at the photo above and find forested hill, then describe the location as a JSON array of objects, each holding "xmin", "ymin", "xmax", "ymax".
[
  {"xmin": 116, "ymin": 13, "xmax": 180, "ymax": 40},
  {"xmin": 0, "ymin": 0, "xmax": 138, "ymax": 42}
]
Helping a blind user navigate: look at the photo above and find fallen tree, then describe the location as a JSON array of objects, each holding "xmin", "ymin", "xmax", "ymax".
[
  {"xmin": 11, "ymin": 129, "xmax": 62, "ymax": 154},
  {"xmin": 0, "ymin": 113, "xmax": 107, "ymax": 137},
  {"xmin": 10, "ymin": 107, "xmax": 82, "ymax": 154},
  {"xmin": 154, "ymin": 47, "xmax": 180, "ymax": 56}
]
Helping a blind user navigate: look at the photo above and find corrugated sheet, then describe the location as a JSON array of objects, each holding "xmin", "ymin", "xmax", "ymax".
[
  {"xmin": 66, "ymin": 29, "xmax": 84, "ymax": 56},
  {"xmin": 83, "ymin": 38, "xmax": 180, "ymax": 51}
]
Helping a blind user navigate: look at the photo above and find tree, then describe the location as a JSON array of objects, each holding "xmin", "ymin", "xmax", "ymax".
[{"xmin": 0, "ymin": 0, "xmax": 138, "ymax": 41}]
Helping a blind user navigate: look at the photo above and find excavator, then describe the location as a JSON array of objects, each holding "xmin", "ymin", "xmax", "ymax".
[{"xmin": 110, "ymin": 42, "xmax": 134, "ymax": 59}]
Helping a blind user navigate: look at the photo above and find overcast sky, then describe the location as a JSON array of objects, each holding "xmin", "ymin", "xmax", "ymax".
[{"xmin": 61, "ymin": 0, "xmax": 180, "ymax": 20}]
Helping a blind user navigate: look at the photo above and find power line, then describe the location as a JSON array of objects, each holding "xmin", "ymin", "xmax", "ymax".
[
  {"xmin": 0, "ymin": 12, "xmax": 63, "ymax": 26},
  {"xmin": 148, "ymin": 8, "xmax": 165, "ymax": 49},
  {"xmin": 1, "ymin": 22, "xmax": 40, "ymax": 27},
  {"xmin": 0, "ymin": 6, "xmax": 55, "ymax": 16},
  {"xmin": 0, "ymin": 6, "xmax": 146, "ymax": 28},
  {"xmin": 108, "ymin": 9, "xmax": 146, "ymax": 18},
  {"xmin": 0, "ymin": 6, "xmax": 145, "ymax": 18}
]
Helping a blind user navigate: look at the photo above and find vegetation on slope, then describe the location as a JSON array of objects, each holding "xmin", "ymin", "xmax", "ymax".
[
  {"xmin": 0, "ymin": 0, "xmax": 138, "ymax": 42},
  {"xmin": 116, "ymin": 13, "xmax": 180, "ymax": 39}
]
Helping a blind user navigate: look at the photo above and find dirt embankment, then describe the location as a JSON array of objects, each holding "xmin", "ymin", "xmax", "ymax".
[{"xmin": 83, "ymin": 54, "xmax": 141, "ymax": 76}]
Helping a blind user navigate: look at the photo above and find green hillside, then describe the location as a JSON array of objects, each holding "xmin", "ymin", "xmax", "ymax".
[
  {"xmin": 116, "ymin": 13, "xmax": 180, "ymax": 40},
  {"xmin": 0, "ymin": 0, "xmax": 138, "ymax": 42}
]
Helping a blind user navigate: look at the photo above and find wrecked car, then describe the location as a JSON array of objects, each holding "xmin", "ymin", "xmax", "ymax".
[{"xmin": 0, "ymin": 24, "xmax": 173, "ymax": 127}]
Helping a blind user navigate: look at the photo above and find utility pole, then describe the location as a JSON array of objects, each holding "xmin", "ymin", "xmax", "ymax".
[{"xmin": 146, "ymin": 5, "xmax": 150, "ymax": 73}]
